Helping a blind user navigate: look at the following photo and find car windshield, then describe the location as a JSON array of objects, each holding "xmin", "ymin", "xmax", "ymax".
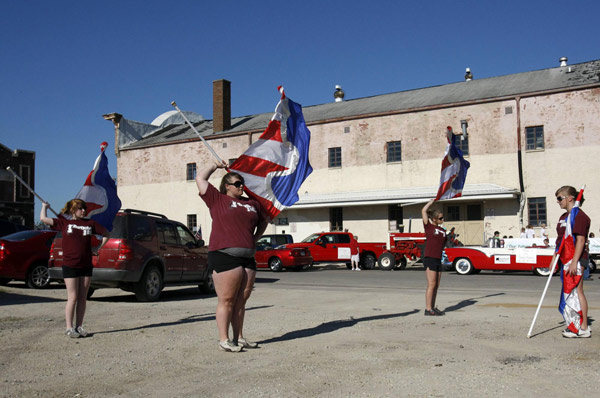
[
  {"xmin": 301, "ymin": 233, "xmax": 321, "ymax": 243},
  {"xmin": 0, "ymin": 230, "xmax": 42, "ymax": 241}
]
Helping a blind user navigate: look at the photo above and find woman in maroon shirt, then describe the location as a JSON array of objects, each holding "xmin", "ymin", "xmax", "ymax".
[
  {"xmin": 40, "ymin": 199, "xmax": 108, "ymax": 338},
  {"xmin": 197, "ymin": 161, "xmax": 268, "ymax": 352},
  {"xmin": 421, "ymin": 199, "xmax": 447, "ymax": 316}
]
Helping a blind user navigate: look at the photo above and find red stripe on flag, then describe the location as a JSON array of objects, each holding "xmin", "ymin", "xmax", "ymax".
[
  {"xmin": 234, "ymin": 155, "xmax": 288, "ymax": 177},
  {"xmin": 245, "ymin": 189, "xmax": 280, "ymax": 220},
  {"xmin": 435, "ymin": 179, "xmax": 454, "ymax": 200},
  {"xmin": 259, "ymin": 120, "xmax": 283, "ymax": 142}
]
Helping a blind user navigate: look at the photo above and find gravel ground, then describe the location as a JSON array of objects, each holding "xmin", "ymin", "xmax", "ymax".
[{"xmin": 1, "ymin": 271, "xmax": 599, "ymax": 398}]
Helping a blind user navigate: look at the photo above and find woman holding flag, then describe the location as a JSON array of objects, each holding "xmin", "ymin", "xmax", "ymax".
[
  {"xmin": 421, "ymin": 199, "xmax": 446, "ymax": 316},
  {"xmin": 196, "ymin": 161, "xmax": 268, "ymax": 352},
  {"xmin": 554, "ymin": 185, "xmax": 591, "ymax": 338}
]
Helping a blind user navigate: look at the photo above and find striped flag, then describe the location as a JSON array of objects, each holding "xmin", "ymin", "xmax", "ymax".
[
  {"xmin": 75, "ymin": 142, "xmax": 122, "ymax": 231},
  {"xmin": 558, "ymin": 187, "xmax": 585, "ymax": 334},
  {"xmin": 435, "ymin": 127, "xmax": 470, "ymax": 200},
  {"xmin": 229, "ymin": 87, "xmax": 313, "ymax": 220}
]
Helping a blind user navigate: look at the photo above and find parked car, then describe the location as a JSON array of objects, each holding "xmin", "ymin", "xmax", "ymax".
[
  {"xmin": 49, "ymin": 209, "xmax": 213, "ymax": 301},
  {"xmin": 0, "ymin": 219, "xmax": 30, "ymax": 238},
  {"xmin": 0, "ymin": 230, "xmax": 57, "ymax": 288},
  {"xmin": 445, "ymin": 245, "xmax": 556, "ymax": 276},
  {"xmin": 256, "ymin": 234, "xmax": 294, "ymax": 249},
  {"xmin": 255, "ymin": 245, "xmax": 312, "ymax": 272}
]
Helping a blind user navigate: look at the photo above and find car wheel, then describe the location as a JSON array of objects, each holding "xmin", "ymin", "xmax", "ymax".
[
  {"xmin": 269, "ymin": 257, "xmax": 283, "ymax": 272},
  {"xmin": 361, "ymin": 254, "xmax": 376, "ymax": 270},
  {"xmin": 27, "ymin": 263, "xmax": 51, "ymax": 289},
  {"xmin": 454, "ymin": 258, "xmax": 474, "ymax": 275},
  {"xmin": 378, "ymin": 253, "xmax": 395, "ymax": 271},
  {"xmin": 135, "ymin": 264, "xmax": 163, "ymax": 302},
  {"xmin": 533, "ymin": 265, "xmax": 559, "ymax": 277},
  {"xmin": 199, "ymin": 271, "xmax": 215, "ymax": 294},
  {"xmin": 394, "ymin": 257, "xmax": 408, "ymax": 271}
]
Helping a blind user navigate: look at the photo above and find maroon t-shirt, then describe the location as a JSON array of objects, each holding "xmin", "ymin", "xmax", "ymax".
[
  {"xmin": 555, "ymin": 209, "xmax": 590, "ymax": 259},
  {"xmin": 200, "ymin": 184, "xmax": 265, "ymax": 251},
  {"xmin": 52, "ymin": 217, "xmax": 108, "ymax": 268},
  {"xmin": 424, "ymin": 222, "xmax": 446, "ymax": 259}
]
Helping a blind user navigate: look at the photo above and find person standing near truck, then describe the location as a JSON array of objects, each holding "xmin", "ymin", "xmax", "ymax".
[{"xmin": 421, "ymin": 199, "xmax": 446, "ymax": 316}]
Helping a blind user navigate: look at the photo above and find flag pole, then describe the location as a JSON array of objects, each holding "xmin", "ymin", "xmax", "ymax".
[
  {"xmin": 170, "ymin": 101, "xmax": 225, "ymax": 165},
  {"xmin": 526, "ymin": 254, "xmax": 560, "ymax": 338},
  {"xmin": 5, "ymin": 166, "xmax": 59, "ymax": 217}
]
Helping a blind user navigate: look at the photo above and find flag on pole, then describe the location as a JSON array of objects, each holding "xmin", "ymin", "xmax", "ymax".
[
  {"xmin": 435, "ymin": 127, "xmax": 470, "ymax": 200},
  {"xmin": 557, "ymin": 186, "xmax": 585, "ymax": 334},
  {"xmin": 229, "ymin": 87, "xmax": 313, "ymax": 220},
  {"xmin": 75, "ymin": 142, "xmax": 122, "ymax": 231}
]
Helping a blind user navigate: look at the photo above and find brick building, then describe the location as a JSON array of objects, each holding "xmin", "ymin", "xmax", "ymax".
[
  {"xmin": 105, "ymin": 58, "xmax": 600, "ymax": 245},
  {"xmin": 0, "ymin": 143, "xmax": 36, "ymax": 228}
]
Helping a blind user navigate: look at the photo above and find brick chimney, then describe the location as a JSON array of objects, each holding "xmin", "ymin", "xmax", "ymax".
[{"xmin": 213, "ymin": 79, "xmax": 231, "ymax": 132}]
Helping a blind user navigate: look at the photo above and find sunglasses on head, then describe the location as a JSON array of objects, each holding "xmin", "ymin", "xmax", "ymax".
[{"xmin": 227, "ymin": 181, "xmax": 244, "ymax": 188}]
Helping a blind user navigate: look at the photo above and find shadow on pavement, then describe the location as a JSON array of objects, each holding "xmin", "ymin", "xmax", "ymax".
[
  {"xmin": 90, "ymin": 286, "xmax": 217, "ymax": 303},
  {"xmin": 443, "ymin": 292, "xmax": 506, "ymax": 313},
  {"xmin": 0, "ymin": 290, "xmax": 64, "ymax": 306},
  {"xmin": 260, "ymin": 309, "xmax": 420, "ymax": 344},
  {"xmin": 93, "ymin": 305, "xmax": 273, "ymax": 335}
]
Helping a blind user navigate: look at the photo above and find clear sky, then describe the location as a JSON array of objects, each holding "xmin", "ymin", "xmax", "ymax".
[{"xmin": 1, "ymin": 0, "xmax": 598, "ymax": 222}]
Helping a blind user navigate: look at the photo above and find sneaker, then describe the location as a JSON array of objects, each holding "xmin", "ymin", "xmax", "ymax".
[
  {"xmin": 219, "ymin": 339, "xmax": 242, "ymax": 352},
  {"xmin": 562, "ymin": 328, "xmax": 578, "ymax": 338},
  {"xmin": 76, "ymin": 326, "xmax": 89, "ymax": 337},
  {"xmin": 578, "ymin": 327, "xmax": 592, "ymax": 338},
  {"xmin": 433, "ymin": 308, "xmax": 445, "ymax": 316},
  {"xmin": 65, "ymin": 328, "xmax": 80, "ymax": 338},
  {"xmin": 356, "ymin": 268, "xmax": 361, "ymax": 271},
  {"xmin": 424, "ymin": 309, "xmax": 436, "ymax": 316},
  {"xmin": 236, "ymin": 337, "xmax": 259, "ymax": 349}
]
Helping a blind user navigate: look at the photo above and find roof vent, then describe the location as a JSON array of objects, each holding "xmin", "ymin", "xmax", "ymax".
[
  {"xmin": 334, "ymin": 85, "xmax": 345, "ymax": 102},
  {"xmin": 465, "ymin": 68, "xmax": 473, "ymax": 81},
  {"xmin": 559, "ymin": 57, "xmax": 568, "ymax": 67}
]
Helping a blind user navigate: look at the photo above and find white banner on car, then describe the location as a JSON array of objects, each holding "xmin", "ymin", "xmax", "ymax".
[{"xmin": 338, "ymin": 247, "xmax": 351, "ymax": 260}]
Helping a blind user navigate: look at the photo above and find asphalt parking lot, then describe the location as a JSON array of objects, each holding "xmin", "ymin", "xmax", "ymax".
[{"xmin": 1, "ymin": 265, "xmax": 599, "ymax": 398}]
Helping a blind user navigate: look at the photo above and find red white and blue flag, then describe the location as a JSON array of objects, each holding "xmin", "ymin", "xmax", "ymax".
[
  {"xmin": 435, "ymin": 127, "xmax": 470, "ymax": 201},
  {"xmin": 557, "ymin": 186, "xmax": 585, "ymax": 334},
  {"xmin": 75, "ymin": 142, "xmax": 122, "ymax": 231},
  {"xmin": 229, "ymin": 87, "xmax": 313, "ymax": 220}
]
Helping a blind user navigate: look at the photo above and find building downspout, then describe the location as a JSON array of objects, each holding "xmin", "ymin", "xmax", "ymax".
[{"xmin": 515, "ymin": 96, "xmax": 526, "ymax": 228}]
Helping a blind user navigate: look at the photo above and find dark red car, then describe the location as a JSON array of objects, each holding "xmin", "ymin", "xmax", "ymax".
[
  {"xmin": 255, "ymin": 245, "xmax": 312, "ymax": 272},
  {"xmin": 0, "ymin": 230, "xmax": 57, "ymax": 288}
]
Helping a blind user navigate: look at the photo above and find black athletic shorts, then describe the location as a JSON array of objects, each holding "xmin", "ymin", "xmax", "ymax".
[
  {"xmin": 208, "ymin": 251, "xmax": 257, "ymax": 273},
  {"xmin": 423, "ymin": 257, "xmax": 442, "ymax": 272},
  {"xmin": 62, "ymin": 266, "xmax": 93, "ymax": 278}
]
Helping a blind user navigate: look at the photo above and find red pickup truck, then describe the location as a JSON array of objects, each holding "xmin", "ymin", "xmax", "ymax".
[{"xmin": 281, "ymin": 232, "xmax": 386, "ymax": 269}]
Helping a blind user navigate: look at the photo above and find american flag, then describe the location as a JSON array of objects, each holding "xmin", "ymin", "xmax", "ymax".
[
  {"xmin": 229, "ymin": 87, "xmax": 313, "ymax": 220},
  {"xmin": 435, "ymin": 127, "xmax": 470, "ymax": 201},
  {"xmin": 558, "ymin": 186, "xmax": 585, "ymax": 334}
]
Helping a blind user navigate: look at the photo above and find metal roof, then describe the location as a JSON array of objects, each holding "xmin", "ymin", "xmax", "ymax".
[{"xmin": 120, "ymin": 59, "xmax": 600, "ymax": 150}]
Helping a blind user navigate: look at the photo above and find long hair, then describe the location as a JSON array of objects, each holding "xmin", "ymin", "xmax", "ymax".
[
  {"xmin": 60, "ymin": 199, "xmax": 86, "ymax": 216},
  {"xmin": 555, "ymin": 185, "xmax": 584, "ymax": 205},
  {"xmin": 219, "ymin": 172, "xmax": 245, "ymax": 194}
]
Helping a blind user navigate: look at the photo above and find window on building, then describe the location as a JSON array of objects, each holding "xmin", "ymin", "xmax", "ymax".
[
  {"xmin": 528, "ymin": 197, "xmax": 547, "ymax": 227},
  {"xmin": 388, "ymin": 205, "xmax": 404, "ymax": 231},
  {"xmin": 328, "ymin": 147, "xmax": 342, "ymax": 168},
  {"xmin": 526, "ymin": 126, "xmax": 544, "ymax": 150},
  {"xmin": 455, "ymin": 136, "xmax": 469, "ymax": 156},
  {"xmin": 386, "ymin": 141, "xmax": 402, "ymax": 162},
  {"xmin": 186, "ymin": 163, "xmax": 196, "ymax": 181},
  {"xmin": 277, "ymin": 217, "xmax": 289, "ymax": 225},
  {"xmin": 466, "ymin": 204, "xmax": 482, "ymax": 220},
  {"xmin": 446, "ymin": 205, "xmax": 460, "ymax": 221},
  {"xmin": 18, "ymin": 165, "xmax": 31, "ymax": 198},
  {"xmin": 187, "ymin": 214, "xmax": 197, "ymax": 232},
  {"xmin": 228, "ymin": 158, "xmax": 237, "ymax": 166},
  {"xmin": 330, "ymin": 208, "xmax": 343, "ymax": 231}
]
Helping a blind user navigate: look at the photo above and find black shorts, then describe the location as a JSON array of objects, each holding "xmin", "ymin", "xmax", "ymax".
[
  {"xmin": 62, "ymin": 266, "xmax": 93, "ymax": 278},
  {"xmin": 423, "ymin": 257, "xmax": 442, "ymax": 272},
  {"xmin": 208, "ymin": 251, "xmax": 257, "ymax": 273}
]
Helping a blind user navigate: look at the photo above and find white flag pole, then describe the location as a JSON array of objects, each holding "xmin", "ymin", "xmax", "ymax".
[
  {"xmin": 6, "ymin": 166, "xmax": 59, "ymax": 217},
  {"xmin": 526, "ymin": 254, "xmax": 560, "ymax": 338},
  {"xmin": 170, "ymin": 101, "xmax": 225, "ymax": 165}
]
